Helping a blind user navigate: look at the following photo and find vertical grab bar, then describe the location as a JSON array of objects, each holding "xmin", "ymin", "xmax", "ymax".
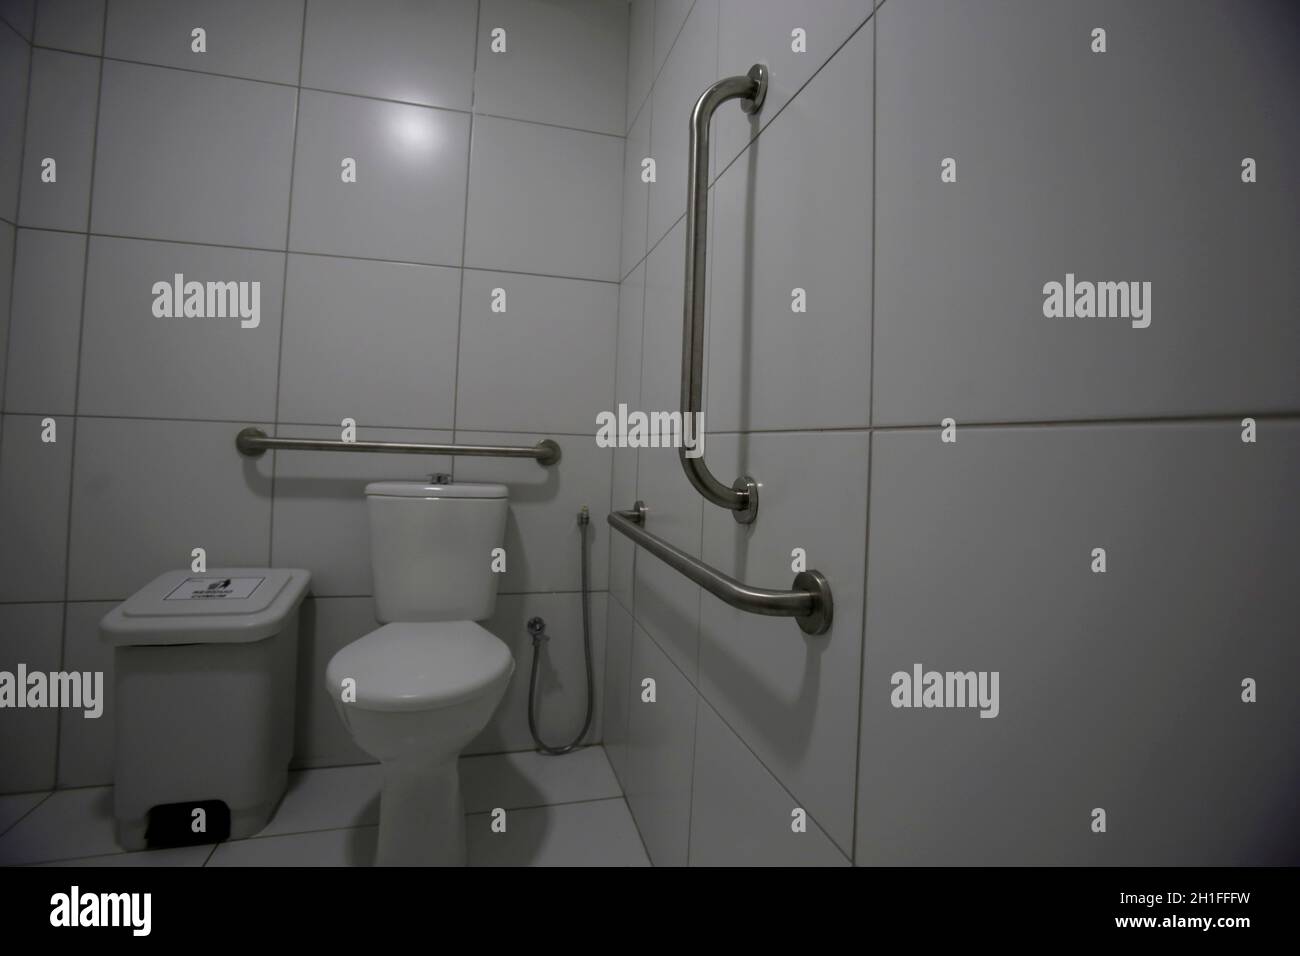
[{"xmin": 681, "ymin": 64, "xmax": 768, "ymax": 525}]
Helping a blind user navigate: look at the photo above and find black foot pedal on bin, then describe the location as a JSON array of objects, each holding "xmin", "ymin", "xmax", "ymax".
[{"xmin": 145, "ymin": 799, "xmax": 231, "ymax": 848}]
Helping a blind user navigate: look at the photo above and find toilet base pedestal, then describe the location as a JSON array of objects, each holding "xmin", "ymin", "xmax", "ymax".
[{"xmin": 375, "ymin": 757, "xmax": 466, "ymax": 867}]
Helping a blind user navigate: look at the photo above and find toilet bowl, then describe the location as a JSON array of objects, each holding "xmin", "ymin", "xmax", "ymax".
[
  {"xmin": 327, "ymin": 621, "xmax": 512, "ymax": 866},
  {"xmin": 325, "ymin": 480, "xmax": 512, "ymax": 867}
]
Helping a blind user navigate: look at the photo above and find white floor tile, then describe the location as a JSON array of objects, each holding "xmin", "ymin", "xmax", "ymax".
[
  {"xmin": 258, "ymin": 764, "xmax": 381, "ymax": 837},
  {"xmin": 0, "ymin": 786, "xmax": 119, "ymax": 865},
  {"xmin": 35, "ymin": 846, "xmax": 211, "ymax": 867},
  {"xmin": 207, "ymin": 827, "xmax": 378, "ymax": 867},
  {"xmin": 467, "ymin": 798, "xmax": 649, "ymax": 867},
  {"xmin": 461, "ymin": 747, "xmax": 621, "ymax": 814},
  {"xmin": 0, "ymin": 747, "xmax": 635, "ymax": 867},
  {"xmin": 0, "ymin": 791, "xmax": 47, "ymax": 836}
]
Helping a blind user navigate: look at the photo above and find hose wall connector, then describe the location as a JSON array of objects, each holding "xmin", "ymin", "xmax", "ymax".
[{"xmin": 526, "ymin": 616, "xmax": 547, "ymax": 643}]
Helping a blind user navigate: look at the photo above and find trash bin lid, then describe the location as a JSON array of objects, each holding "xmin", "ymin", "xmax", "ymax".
[{"xmin": 101, "ymin": 568, "xmax": 312, "ymax": 646}]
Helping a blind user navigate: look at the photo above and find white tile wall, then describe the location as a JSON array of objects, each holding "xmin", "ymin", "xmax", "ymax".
[
  {"xmin": 56, "ymin": 599, "xmax": 113, "ymax": 787},
  {"xmin": 707, "ymin": 22, "xmax": 872, "ymax": 432},
  {"xmin": 0, "ymin": 603, "xmax": 62, "ymax": 792},
  {"xmin": 78, "ymin": 237, "xmax": 285, "ymax": 420},
  {"xmin": 689, "ymin": 701, "xmax": 848, "ymax": 866},
  {"xmin": 18, "ymin": 49, "xmax": 99, "ymax": 231},
  {"xmin": 288, "ymin": 90, "xmax": 471, "ymax": 265},
  {"xmin": 602, "ymin": 597, "xmax": 634, "ymax": 784},
  {"xmin": 474, "ymin": 0, "xmax": 628, "ymax": 136},
  {"xmin": 0, "ymin": 0, "xmax": 35, "ymax": 40},
  {"xmin": 5, "ymin": 229, "xmax": 84, "ymax": 414},
  {"xmin": 713, "ymin": 0, "xmax": 872, "ymax": 169},
  {"xmin": 456, "ymin": 270, "xmax": 618, "ymax": 436},
  {"xmin": 622, "ymin": 622, "xmax": 697, "ymax": 866},
  {"xmin": 0, "ymin": 1, "xmax": 630, "ymax": 794},
  {"xmin": 858, "ymin": 423, "xmax": 1300, "ymax": 865},
  {"xmin": 465, "ymin": 115, "xmax": 623, "ymax": 282},
  {"xmin": 66, "ymin": 417, "xmax": 274, "ymax": 601},
  {"xmin": 34, "ymin": 0, "xmax": 103, "ymax": 56},
  {"xmin": 699, "ymin": 431, "xmax": 869, "ymax": 853},
  {"xmin": 0, "ymin": 224, "xmax": 13, "ymax": 405},
  {"xmin": 872, "ymin": 0, "xmax": 1300, "ymax": 425},
  {"xmin": 619, "ymin": 103, "xmax": 650, "ymax": 280},
  {"xmin": 92, "ymin": 61, "xmax": 297, "ymax": 247},
  {"xmin": 454, "ymin": 429, "xmax": 611, "ymax": 595},
  {"xmin": 651, "ymin": 0, "xmax": 694, "ymax": 81},
  {"xmin": 646, "ymin": 0, "xmax": 717, "ymax": 247},
  {"xmin": 0, "ymin": 414, "xmax": 73, "ymax": 602},
  {"xmin": 624, "ymin": 0, "xmax": 654, "ymax": 130},
  {"xmin": 301, "ymin": 0, "xmax": 477, "ymax": 109},
  {"xmin": 632, "ymin": 442, "xmax": 702, "ymax": 683},
  {"xmin": 609, "ymin": 262, "xmax": 644, "ymax": 610},
  {"xmin": 276, "ymin": 254, "xmax": 460, "ymax": 427},
  {"xmin": 103, "ymin": 0, "xmax": 302, "ymax": 85},
  {"xmin": 0, "ymin": 25, "xmax": 30, "ymax": 222}
]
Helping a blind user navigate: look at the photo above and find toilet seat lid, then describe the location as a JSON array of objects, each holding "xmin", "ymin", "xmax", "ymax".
[{"xmin": 327, "ymin": 621, "xmax": 514, "ymax": 712}]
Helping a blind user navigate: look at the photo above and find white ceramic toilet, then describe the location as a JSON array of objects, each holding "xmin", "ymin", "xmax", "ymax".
[{"xmin": 326, "ymin": 480, "xmax": 514, "ymax": 867}]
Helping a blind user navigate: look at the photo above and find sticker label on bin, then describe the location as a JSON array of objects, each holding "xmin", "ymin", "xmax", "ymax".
[{"xmin": 164, "ymin": 576, "xmax": 266, "ymax": 601}]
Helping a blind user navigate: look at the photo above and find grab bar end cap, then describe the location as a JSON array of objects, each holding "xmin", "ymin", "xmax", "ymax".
[
  {"xmin": 793, "ymin": 569, "xmax": 833, "ymax": 636},
  {"xmin": 236, "ymin": 426, "xmax": 268, "ymax": 458}
]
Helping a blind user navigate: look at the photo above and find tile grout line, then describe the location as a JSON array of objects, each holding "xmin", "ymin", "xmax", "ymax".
[
  {"xmin": 0, "ymin": 23, "xmax": 34, "ymax": 448},
  {"xmin": 26, "ymin": 45, "xmax": 627, "ymax": 139},
  {"xmin": 852, "ymin": 2, "xmax": 882, "ymax": 868},
  {"xmin": 1, "ymin": 222, "xmax": 625, "ymax": 284},
  {"xmin": 0, "ymin": 7, "xmax": 27, "ymax": 44},
  {"xmin": 17, "ymin": 794, "xmax": 636, "ymax": 867},
  {"xmin": 50, "ymin": 0, "xmax": 109, "ymax": 790},
  {"xmin": 698, "ymin": 694, "xmax": 851, "ymax": 865},
  {"xmin": 0, "ymin": 790, "xmax": 52, "ymax": 840},
  {"xmin": 449, "ymin": 0, "xmax": 483, "ymax": 471},
  {"xmin": 682, "ymin": 2, "xmax": 725, "ymax": 867},
  {"xmin": 5, "ymin": 409, "xmax": 1299, "ymax": 435},
  {"xmin": 1, "ymin": 585, "xmax": 613, "ymax": 610},
  {"xmin": 267, "ymin": 0, "xmax": 311, "ymax": 565}
]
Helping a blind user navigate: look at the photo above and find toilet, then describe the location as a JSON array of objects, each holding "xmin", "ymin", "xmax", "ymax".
[{"xmin": 326, "ymin": 480, "xmax": 514, "ymax": 867}]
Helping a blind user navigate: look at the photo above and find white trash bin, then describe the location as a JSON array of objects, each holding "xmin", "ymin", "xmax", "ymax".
[{"xmin": 100, "ymin": 568, "xmax": 311, "ymax": 850}]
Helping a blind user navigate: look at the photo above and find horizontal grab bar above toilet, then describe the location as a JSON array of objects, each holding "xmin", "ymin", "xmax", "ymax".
[
  {"xmin": 608, "ymin": 502, "xmax": 832, "ymax": 636},
  {"xmin": 234, "ymin": 427, "xmax": 561, "ymax": 465}
]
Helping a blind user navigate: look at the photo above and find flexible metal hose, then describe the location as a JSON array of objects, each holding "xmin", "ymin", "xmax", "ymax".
[{"xmin": 526, "ymin": 506, "xmax": 594, "ymax": 755}]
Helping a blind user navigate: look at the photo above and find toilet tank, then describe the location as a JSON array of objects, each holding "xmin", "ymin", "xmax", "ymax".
[{"xmin": 365, "ymin": 481, "xmax": 509, "ymax": 623}]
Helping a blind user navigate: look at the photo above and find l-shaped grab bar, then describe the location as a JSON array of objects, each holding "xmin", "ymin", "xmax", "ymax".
[
  {"xmin": 608, "ymin": 501, "xmax": 832, "ymax": 635},
  {"xmin": 681, "ymin": 64, "xmax": 768, "ymax": 524}
]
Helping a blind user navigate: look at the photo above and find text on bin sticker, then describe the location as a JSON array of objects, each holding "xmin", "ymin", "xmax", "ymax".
[{"xmin": 164, "ymin": 577, "xmax": 266, "ymax": 601}]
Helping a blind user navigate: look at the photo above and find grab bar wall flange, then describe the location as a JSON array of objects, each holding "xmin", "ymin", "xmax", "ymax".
[
  {"xmin": 609, "ymin": 500, "xmax": 832, "ymax": 636},
  {"xmin": 681, "ymin": 64, "xmax": 769, "ymax": 525},
  {"xmin": 235, "ymin": 427, "xmax": 561, "ymax": 466}
]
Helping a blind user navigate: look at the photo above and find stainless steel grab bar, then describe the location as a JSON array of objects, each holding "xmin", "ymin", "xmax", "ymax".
[
  {"xmin": 681, "ymin": 64, "xmax": 768, "ymax": 524},
  {"xmin": 608, "ymin": 501, "xmax": 832, "ymax": 635},
  {"xmin": 235, "ymin": 427, "xmax": 561, "ymax": 465}
]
